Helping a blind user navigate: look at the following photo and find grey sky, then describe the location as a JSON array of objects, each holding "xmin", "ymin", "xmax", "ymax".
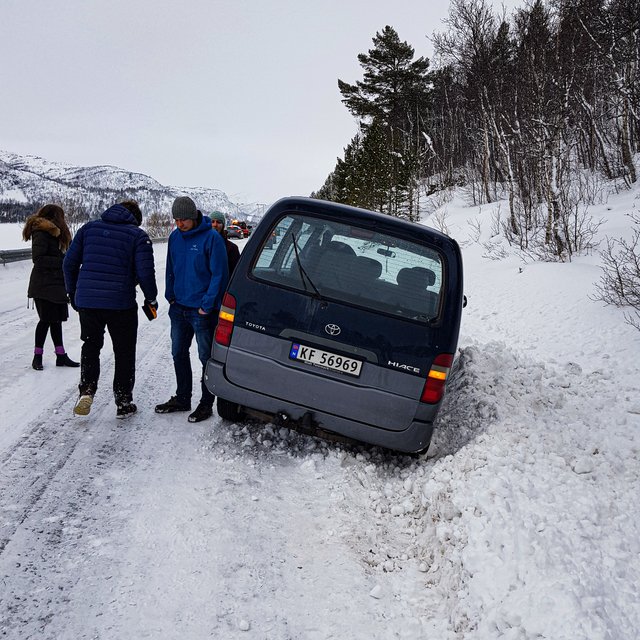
[{"xmin": 1, "ymin": 0, "xmax": 516, "ymax": 204}]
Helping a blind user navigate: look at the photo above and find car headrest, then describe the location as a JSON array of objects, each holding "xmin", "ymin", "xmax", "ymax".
[
  {"xmin": 353, "ymin": 256, "xmax": 382, "ymax": 280},
  {"xmin": 397, "ymin": 267, "xmax": 436, "ymax": 289},
  {"xmin": 325, "ymin": 241, "xmax": 357, "ymax": 258}
]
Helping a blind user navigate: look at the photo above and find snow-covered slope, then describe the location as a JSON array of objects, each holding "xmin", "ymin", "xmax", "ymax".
[
  {"xmin": 0, "ymin": 182, "xmax": 638, "ymax": 639},
  {"xmin": 0, "ymin": 150, "xmax": 268, "ymax": 222}
]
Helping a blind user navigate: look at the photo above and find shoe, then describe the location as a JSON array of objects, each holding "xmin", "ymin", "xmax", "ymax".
[
  {"xmin": 74, "ymin": 394, "xmax": 93, "ymax": 416},
  {"xmin": 188, "ymin": 402, "xmax": 213, "ymax": 423},
  {"xmin": 155, "ymin": 396, "xmax": 191, "ymax": 414},
  {"xmin": 32, "ymin": 354, "xmax": 43, "ymax": 370},
  {"xmin": 56, "ymin": 353, "xmax": 80, "ymax": 367},
  {"xmin": 116, "ymin": 403, "xmax": 137, "ymax": 419}
]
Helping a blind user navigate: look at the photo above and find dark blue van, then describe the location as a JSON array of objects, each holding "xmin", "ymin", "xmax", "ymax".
[{"xmin": 205, "ymin": 197, "xmax": 464, "ymax": 453}]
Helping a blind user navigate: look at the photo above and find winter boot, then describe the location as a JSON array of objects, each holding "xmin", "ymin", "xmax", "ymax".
[
  {"xmin": 32, "ymin": 348, "xmax": 44, "ymax": 371},
  {"xmin": 56, "ymin": 353, "xmax": 80, "ymax": 367},
  {"xmin": 188, "ymin": 402, "xmax": 213, "ymax": 423},
  {"xmin": 73, "ymin": 394, "xmax": 93, "ymax": 416},
  {"xmin": 155, "ymin": 396, "xmax": 191, "ymax": 413},
  {"xmin": 116, "ymin": 403, "xmax": 137, "ymax": 419},
  {"xmin": 55, "ymin": 346, "xmax": 79, "ymax": 367}
]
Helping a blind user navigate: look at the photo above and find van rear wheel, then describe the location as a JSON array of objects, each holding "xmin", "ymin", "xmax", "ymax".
[{"xmin": 217, "ymin": 397, "xmax": 243, "ymax": 422}]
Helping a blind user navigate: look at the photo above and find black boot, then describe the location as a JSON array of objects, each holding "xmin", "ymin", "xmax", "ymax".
[
  {"xmin": 32, "ymin": 354, "xmax": 43, "ymax": 370},
  {"xmin": 56, "ymin": 353, "xmax": 80, "ymax": 367}
]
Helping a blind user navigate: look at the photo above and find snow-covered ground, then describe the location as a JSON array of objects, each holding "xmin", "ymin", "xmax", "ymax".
[
  {"xmin": 0, "ymin": 223, "xmax": 28, "ymax": 250},
  {"xmin": 0, "ymin": 188, "xmax": 639, "ymax": 639}
]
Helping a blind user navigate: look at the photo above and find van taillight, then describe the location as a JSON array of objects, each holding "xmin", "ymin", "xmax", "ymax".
[
  {"xmin": 420, "ymin": 353, "xmax": 454, "ymax": 404},
  {"xmin": 215, "ymin": 292, "xmax": 237, "ymax": 346}
]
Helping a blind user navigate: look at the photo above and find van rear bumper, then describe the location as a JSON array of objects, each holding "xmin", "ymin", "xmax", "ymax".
[{"xmin": 205, "ymin": 359, "xmax": 434, "ymax": 454}]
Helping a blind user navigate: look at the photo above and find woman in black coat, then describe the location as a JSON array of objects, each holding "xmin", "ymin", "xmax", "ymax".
[{"xmin": 22, "ymin": 204, "xmax": 79, "ymax": 370}]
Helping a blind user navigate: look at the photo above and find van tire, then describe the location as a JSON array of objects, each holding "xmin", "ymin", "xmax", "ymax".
[{"xmin": 217, "ymin": 397, "xmax": 242, "ymax": 422}]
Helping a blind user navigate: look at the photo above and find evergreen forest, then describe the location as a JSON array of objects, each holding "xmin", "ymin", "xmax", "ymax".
[{"xmin": 313, "ymin": 0, "xmax": 640, "ymax": 263}]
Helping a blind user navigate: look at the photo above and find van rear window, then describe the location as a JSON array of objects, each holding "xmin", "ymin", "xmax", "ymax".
[{"xmin": 253, "ymin": 214, "xmax": 444, "ymax": 322}]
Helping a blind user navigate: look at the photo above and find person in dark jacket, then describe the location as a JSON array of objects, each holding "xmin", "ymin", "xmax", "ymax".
[
  {"xmin": 210, "ymin": 210, "xmax": 240, "ymax": 276},
  {"xmin": 22, "ymin": 204, "xmax": 79, "ymax": 370},
  {"xmin": 155, "ymin": 196, "xmax": 228, "ymax": 423},
  {"xmin": 63, "ymin": 200, "xmax": 158, "ymax": 419}
]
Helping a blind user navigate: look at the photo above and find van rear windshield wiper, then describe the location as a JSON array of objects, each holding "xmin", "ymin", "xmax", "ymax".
[{"xmin": 291, "ymin": 234, "xmax": 322, "ymax": 299}]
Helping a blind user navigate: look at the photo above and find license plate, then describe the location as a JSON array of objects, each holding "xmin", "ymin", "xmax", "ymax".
[{"xmin": 289, "ymin": 343, "xmax": 363, "ymax": 377}]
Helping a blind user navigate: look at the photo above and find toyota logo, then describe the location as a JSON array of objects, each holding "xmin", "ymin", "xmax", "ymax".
[{"xmin": 325, "ymin": 323, "xmax": 341, "ymax": 336}]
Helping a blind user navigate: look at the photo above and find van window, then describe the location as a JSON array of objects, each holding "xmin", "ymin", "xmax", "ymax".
[{"xmin": 253, "ymin": 213, "xmax": 444, "ymax": 322}]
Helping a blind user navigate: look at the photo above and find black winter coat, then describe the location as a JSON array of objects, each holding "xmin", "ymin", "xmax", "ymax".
[
  {"xmin": 24, "ymin": 217, "xmax": 68, "ymax": 304},
  {"xmin": 224, "ymin": 237, "xmax": 240, "ymax": 276}
]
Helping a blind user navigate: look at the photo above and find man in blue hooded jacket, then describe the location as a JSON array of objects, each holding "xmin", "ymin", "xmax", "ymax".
[
  {"xmin": 155, "ymin": 196, "xmax": 229, "ymax": 423},
  {"xmin": 63, "ymin": 200, "xmax": 158, "ymax": 418}
]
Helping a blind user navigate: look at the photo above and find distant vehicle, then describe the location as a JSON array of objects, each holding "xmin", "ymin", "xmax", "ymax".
[
  {"xmin": 227, "ymin": 225, "xmax": 243, "ymax": 239},
  {"xmin": 205, "ymin": 197, "xmax": 465, "ymax": 454},
  {"xmin": 232, "ymin": 219, "xmax": 251, "ymax": 238}
]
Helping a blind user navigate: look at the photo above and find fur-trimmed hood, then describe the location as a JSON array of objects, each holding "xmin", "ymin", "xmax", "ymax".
[{"xmin": 23, "ymin": 215, "xmax": 62, "ymax": 241}]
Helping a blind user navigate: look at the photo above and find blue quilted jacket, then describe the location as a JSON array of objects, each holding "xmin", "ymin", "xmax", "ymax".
[{"xmin": 63, "ymin": 204, "xmax": 158, "ymax": 310}]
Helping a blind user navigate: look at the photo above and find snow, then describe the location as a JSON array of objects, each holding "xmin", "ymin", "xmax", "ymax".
[
  {"xmin": 0, "ymin": 188, "xmax": 28, "ymax": 204},
  {"xmin": 0, "ymin": 186, "xmax": 639, "ymax": 639},
  {"xmin": 0, "ymin": 223, "xmax": 26, "ymax": 249}
]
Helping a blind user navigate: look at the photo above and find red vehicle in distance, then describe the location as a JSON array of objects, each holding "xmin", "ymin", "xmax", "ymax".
[{"xmin": 231, "ymin": 220, "xmax": 250, "ymax": 238}]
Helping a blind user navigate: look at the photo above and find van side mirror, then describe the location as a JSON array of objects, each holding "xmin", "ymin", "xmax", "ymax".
[{"xmin": 463, "ymin": 294, "xmax": 468, "ymax": 308}]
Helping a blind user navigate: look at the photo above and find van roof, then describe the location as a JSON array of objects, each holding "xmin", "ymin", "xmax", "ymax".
[{"xmin": 266, "ymin": 197, "xmax": 456, "ymax": 248}]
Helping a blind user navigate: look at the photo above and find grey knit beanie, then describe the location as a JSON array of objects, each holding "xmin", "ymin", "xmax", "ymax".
[
  {"xmin": 172, "ymin": 196, "xmax": 198, "ymax": 220},
  {"xmin": 210, "ymin": 210, "xmax": 226, "ymax": 227}
]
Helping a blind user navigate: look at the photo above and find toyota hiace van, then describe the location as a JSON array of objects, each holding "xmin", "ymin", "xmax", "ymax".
[{"xmin": 205, "ymin": 197, "xmax": 465, "ymax": 453}]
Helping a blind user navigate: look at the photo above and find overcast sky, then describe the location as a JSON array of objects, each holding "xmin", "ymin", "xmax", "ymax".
[{"xmin": 1, "ymin": 0, "xmax": 517, "ymax": 204}]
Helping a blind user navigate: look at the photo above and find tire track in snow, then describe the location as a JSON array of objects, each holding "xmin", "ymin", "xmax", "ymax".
[
  {"xmin": 0, "ymin": 387, "xmax": 87, "ymax": 555},
  {"xmin": 0, "ymin": 307, "xmax": 175, "ymax": 636},
  {"xmin": 0, "ymin": 299, "xmax": 170, "ymax": 559}
]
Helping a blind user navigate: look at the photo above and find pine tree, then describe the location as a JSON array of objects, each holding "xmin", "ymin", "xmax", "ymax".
[
  {"xmin": 336, "ymin": 26, "xmax": 432, "ymax": 218},
  {"xmin": 338, "ymin": 26, "xmax": 431, "ymax": 131}
]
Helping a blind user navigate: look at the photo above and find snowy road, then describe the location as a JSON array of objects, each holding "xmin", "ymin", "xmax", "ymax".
[
  {"xmin": 0, "ymin": 245, "xmax": 434, "ymax": 639},
  {"xmin": 1, "ymin": 207, "xmax": 639, "ymax": 640}
]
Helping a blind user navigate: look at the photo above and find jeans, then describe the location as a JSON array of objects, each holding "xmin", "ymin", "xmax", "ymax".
[
  {"xmin": 169, "ymin": 304, "xmax": 217, "ymax": 407},
  {"xmin": 78, "ymin": 307, "xmax": 138, "ymax": 406}
]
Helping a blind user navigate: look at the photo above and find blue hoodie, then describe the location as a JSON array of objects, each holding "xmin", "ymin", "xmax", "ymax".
[
  {"xmin": 165, "ymin": 214, "xmax": 229, "ymax": 313},
  {"xmin": 63, "ymin": 204, "xmax": 158, "ymax": 310}
]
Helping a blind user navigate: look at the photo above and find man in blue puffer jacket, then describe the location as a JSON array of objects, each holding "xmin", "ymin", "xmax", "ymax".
[
  {"xmin": 155, "ymin": 196, "xmax": 229, "ymax": 423},
  {"xmin": 63, "ymin": 200, "xmax": 158, "ymax": 419}
]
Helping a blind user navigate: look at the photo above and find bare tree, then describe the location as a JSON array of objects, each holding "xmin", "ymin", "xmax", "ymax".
[
  {"xmin": 144, "ymin": 211, "xmax": 174, "ymax": 239},
  {"xmin": 594, "ymin": 213, "xmax": 640, "ymax": 329}
]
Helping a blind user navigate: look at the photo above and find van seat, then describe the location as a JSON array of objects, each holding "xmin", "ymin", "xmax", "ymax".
[
  {"xmin": 346, "ymin": 256, "xmax": 386, "ymax": 300},
  {"xmin": 325, "ymin": 240, "xmax": 357, "ymax": 258},
  {"xmin": 395, "ymin": 267, "xmax": 439, "ymax": 317},
  {"xmin": 396, "ymin": 267, "xmax": 436, "ymax": 289},
  {"xmin": 312, "ymin": 241, "xmax": 358, "ymax": 291},
  {"xmin": 352, "ymin": 256, "xmax": 382, "ymax": 281}
]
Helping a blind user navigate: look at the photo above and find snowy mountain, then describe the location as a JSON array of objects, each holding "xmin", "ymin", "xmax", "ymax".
[
  {"xmin": 0, "ymin": 150, "xmax": 268, "ymax": 223},
  {"xmin": 0, "ymin": 176, "xmax": 638, "ymax": 638}
]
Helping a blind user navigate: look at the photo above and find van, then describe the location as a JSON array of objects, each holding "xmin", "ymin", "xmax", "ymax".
[{"xmin": 205, "ymin": 197, "xmax": 465, "ymax": 453}]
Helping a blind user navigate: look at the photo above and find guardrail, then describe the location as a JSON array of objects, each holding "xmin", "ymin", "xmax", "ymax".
[
  {"xmin": 0, "ymin": 237, "xmax": 168, "ymax": 266},
  {"xmin": 0, "ymin": 249, "xmax": 31, "ymax": 265}
]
